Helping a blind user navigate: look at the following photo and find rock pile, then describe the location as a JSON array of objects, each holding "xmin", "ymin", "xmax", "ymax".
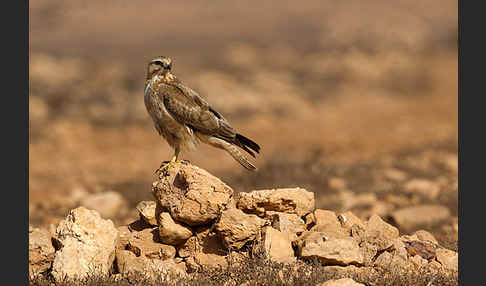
[{"xmin": 28, "ymin": 163, "xmax": 458, "ymax": 282}]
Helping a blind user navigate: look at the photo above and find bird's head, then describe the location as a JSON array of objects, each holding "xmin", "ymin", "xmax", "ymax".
[{"xmin": 147, "ymin": 56, "xmax": 172, "ymax": 79}]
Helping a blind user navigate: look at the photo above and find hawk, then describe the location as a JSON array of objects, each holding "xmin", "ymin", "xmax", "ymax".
[{"xmin": 144, "ymin": 56, "xmax": 260, "ymax": 171}]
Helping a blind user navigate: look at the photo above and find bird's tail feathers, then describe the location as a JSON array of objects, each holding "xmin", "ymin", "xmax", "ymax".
[
  {"xmin": 208, "ymin": 137, "xmax": 257, "ymax": 171},
  {"xmin": 235, "ymin": 134, "xmax": 260, "ymax": 157}
]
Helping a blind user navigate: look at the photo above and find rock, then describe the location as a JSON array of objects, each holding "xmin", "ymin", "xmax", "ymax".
[
  {"xmin": 115, "ymin": 250, "xmax": 186, "ymax": 279},
  {"xmin": 373, "ymin": 239, "xmax": 408, "ymax": 269},
  {"xmin": 126, "ymin": 231, "xmax": 176, "ymax": 260},
  {"xmin": 297, "ymin": 234, "xmax": 363, "ymax": 266},
  {"xmin": 364, "ymin": 215, "xmax": 399, "ymax": 251},
  {"xmin": 116, "ymin": 225, "xmax": 132, "ymax": 250},
  {"xmin": 337, "ymin": 211, "xmax": 365, "ymax": 231},
  {"xmin": 304, "ymin": 212, "xmax": 316, "ymax": 229},
  {"xmin": 436, "ymin": 248, "xmax": 458, "ymax": 272},
  {"xmin": 254, "ymin": 226, "xmax": 295, "ymax": 264},
  {"xmin": 409, "ymin": 255, "xmax": 428, "ymax": 268},
  {"xmin": 339, "ymin": 191, "xmax": 377, "ymax": 210},
  {"xmin": 152, "ymin": 163, "xmax": 234, "ymax": 226},
  {"xmin": 136, "ymin": 201, "xmax": 158, "ymax": 226},
  {"xmin": 403, "ymin": 179, "xmax": 441, "ymax": 200},
  {"xmin": 390, "ymin": 205, "xmax": 450, "ymax": 232},
  {"xmin": 128, "ymin": 218, "xmax": 153, "ymax": 232},
  {"xmin": 51, "ymin": 207, "xmax": 118, "ymax": 282},
  {"xmin": 317, "ymin": 278, "xmax": 365, "ymax": 286},
  {"xmin": 177, "ymin": 236, "xmax": 198, "ymax": 258},
  {"xmin": 310, "ymin": 210, "xmax": 349, "ymax": 239},
  {"xmin": 29, "ymin": 227, "xmax": 55, "ymax": 278},
  {"xmin": 176, "ymin": 225, "xmax": 228, "ymax": 269},
  {"xmin": 79, "ymin": 191, "xmax": 127, "ymax": 218},
  {"xmin": 383, "ymin": 168, "xmax": 408, "ymax": 182},
  {"xmin": 157, "ymin": 212, "xmax": 193, "ymax": 245},
  {"xmin": 412, "ymin": 230, "xmax": 438, "ymax": 245},
  {"xmin": 328, "ymin": 177, "xmax": 347, "ymax": 190},
  {"xmin": 215, "ymin": 208, "xmax": 266, "ymax": 250},
  {"xmin": 266, "ymin": 211, "xmax": 306, "ymax": 240},
  {"xmin": 237, "ymin": 188, "xmax": 315, "ymax": 217}
]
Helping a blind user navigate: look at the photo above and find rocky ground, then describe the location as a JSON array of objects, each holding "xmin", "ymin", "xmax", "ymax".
[{"xmin": 29, "ymin": 163, "xmax": 458, "ymax": 285}]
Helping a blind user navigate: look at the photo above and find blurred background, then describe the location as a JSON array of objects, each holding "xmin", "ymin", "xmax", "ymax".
[{"xmin": 29, "ymin": 1, "xmax": 458, "ymax": 248}]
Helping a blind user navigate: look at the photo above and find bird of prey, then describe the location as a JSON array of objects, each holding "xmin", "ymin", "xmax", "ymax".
[{"xmin": 144, "ymin": 56, "xmax": 260, "ymax": 171}]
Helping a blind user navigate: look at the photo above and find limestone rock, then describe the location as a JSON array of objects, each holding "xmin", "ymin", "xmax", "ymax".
[
  {"xmin": 126, "ymin": 231, "xmax": 176, "ymax": 260},
  {"xmin": 215, "ymin": 208, "xmax": 266, "ymax": 250},
  {"xmin": 152, "ymin": 163, "xmax": 234, "ymax": 226},
  {"xmin": 310, "ymin": 210, "xmax": 349, "ymax": 239},
  {"xmin": 136, "ymin": 201, "xmax": 158, "ymax": 226},
  {"xmin": 364, "ymin": 215, "xmax": 399, "ymax": 251},
  {"xmin": 116, "ymin": 225, "xmax": 132, "ymax": 250},
  {"xmin": 115, "ymin": 250, "xmax": 186, "ymax": 279},
  {"xmin": 158, "ymin": 212, "xmax": 192, "ymax": 245},
  {"xmin": 337, "ymin": 211, "xmax": 365, "ymax": 231},
  {"xmin": 51, "ymin": 207, "xmax": 118, "ymax": 282},
  {"xmin": 317, "ymin": 278, "xmax": 365, "ymax": 286},
  {"xmin": 436, "ymin": 248, "xmax": 458, "ymax": 272},
  {"xmin": 403, "ymin": 179, "xmax": 440, "ymax": 200},
  {"xmin": 254, "ymin": 226, "xmax": 295, "ymax": 264},
  {"xmin": 266, "ymin": 211, "xmax": 306, "ymax": 240},
  {"xmin": 193, "ymin": 228, "xmax": 228, "ymax": 269},
  {"xmin": 79, "ymin": 191, "xmax": 127, "ymax": 218},
  {"xmin": 29, "ymin": 226, "xmax": 55, "ymax": 278},
  {"xmin": 412, "ymin": 229, "xmax": 438, "ymax": 244},
  {"xmin": 391, "ymin": 205, "xmax": 450, "ymax": 232},
  {"xmin": 297, "ymin": 234, "xmax": 363, "ymax": 266},
  {"xmin": 237, "ymin": 188, "xmax": 315, "ymax": 217}
]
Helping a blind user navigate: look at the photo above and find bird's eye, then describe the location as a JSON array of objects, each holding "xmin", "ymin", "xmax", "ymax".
[{"xmin": 167, "ymin": 63, "xmax": 172, "ymax": 70}]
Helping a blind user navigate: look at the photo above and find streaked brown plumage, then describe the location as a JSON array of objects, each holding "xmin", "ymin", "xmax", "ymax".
[{"xmin": 144, "ymin": 56, "xmax": 260, "ymax": 171}]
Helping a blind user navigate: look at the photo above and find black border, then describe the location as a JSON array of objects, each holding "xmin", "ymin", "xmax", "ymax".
[{"xmin": 5, "ymin": 0, "xmax": 29, "ymax": 285}]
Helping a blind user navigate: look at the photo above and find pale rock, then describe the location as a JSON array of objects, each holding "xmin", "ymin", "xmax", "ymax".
[
  {"xmin": 177, "ymin": 236, "xmax": 198, "ymax": 258},
  {"xmin": 79, "ymin": 191, "xmax": 127, "ymax": 218},
  {"xmin": 364, "ymin": 215, "xmax": 399, "ymax": 251},
  {"xmin": 297, "ymin": 234, "xmax": 363, "ymax": 266},
  {"xmin": 115, "ymin": 250, "xmax": 186, "ymax": 279},
  {"xmin": 403, "ymin": 179, "xmax": 441, "ymax": 200},
  {"xmin": 51, "ymin": 207, "xmax": 118, "ymax": 282},
  {"xmin": 116, "ymin": 225, "xmax": 132, "ymax": 250},
  {"xmin": 254, "ymin": 226, "xmax": 295, "ymax": 264},
  {"xmin": 328, "ymin": 177, "xmax": 347, "ymax": 190},
  {"xmin": 337, "ymin": 211, "xmax": 365, "ymax": 231},
  {"xmin": 152, "ymin": 163, "xmax": 234, "ymax": 226},
  {"xmin": 29, "ymin": 226, "xmax": 55, "ymax": 278},
  {"xmin": 215, "ymin": 208, "xmax": 266, "ymax": 250},
  {"xmin": 311, "ymin": 210, "xmax": 349, "ymax": 239},
  {"xmin": 317, "ymin": 278, "xmax": 365, "ymax": 286},
  {"xmin": 436, "ymin": 248, "xmax": 458, "ymax": 272},
  {"xmin": 158, "ymin": 212, "xmax": 192, "ymax": 245},
  {"xmin": 391, "ymin": 205, "xmax": 450, "ymax": 232},
  {"xmin": 193, "ymin": 226, "xmax": 228, "ymax": 268},
  {"xmin": 136, "ymin": 201, "xmax": 158, "ymax": 226},
  {"xmin": 383, "ymin": 168, "xmax": 408, "ymax": 182},
  {"xmin": 126, "ymin": 232, "xmax": 176, "ymax": 260},
  {"xmin": 412, "ymin": 230, "xmax": 438, "ymax": 245},
  {"xmin": 409, "ymin": 254, "xmax": 428, "ymax": 268},
  {"xmin": 266, "ymin": 211, "xmax": 306, "ymax": 240},
  {"xmin": 237, "ymin": 188, "xmax": 315, "ymax": 217}
]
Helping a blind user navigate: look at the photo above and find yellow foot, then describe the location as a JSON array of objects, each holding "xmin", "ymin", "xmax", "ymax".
[{"xmin": 154, "ymin": 159, "xmax": 187, "ymax": 174}]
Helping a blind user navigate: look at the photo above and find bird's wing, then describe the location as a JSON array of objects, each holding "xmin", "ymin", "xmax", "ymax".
[{"xmin": 157, "ymin": 81, "xmax": 236, "ymax": 139}]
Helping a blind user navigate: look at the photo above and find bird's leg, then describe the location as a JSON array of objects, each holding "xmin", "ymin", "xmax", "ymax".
[{"xmin": 155, "ymin": 148, "xmax": 183, "ymax": 173}]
